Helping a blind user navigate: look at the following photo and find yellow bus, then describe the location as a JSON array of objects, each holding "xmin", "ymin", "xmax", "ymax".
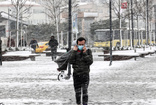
[{"xmin": 93, "ymin": 29, "xmax": 154, "ymax": 49}]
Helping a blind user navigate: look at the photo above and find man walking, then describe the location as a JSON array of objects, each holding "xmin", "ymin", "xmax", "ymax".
[
  {"xmin": 69, "ymin": 37, "xmax": 93, "ymax": 105},
  {"xmin": 30, "ymin": 38, "xmax": 38, "ymax": 52},
  {"xmin": 48, "ymin": 36, "xmax": 58, "ymax": 61}
]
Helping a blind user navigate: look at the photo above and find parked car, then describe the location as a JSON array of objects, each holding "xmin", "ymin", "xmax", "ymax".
[{"xmin": 35, "ymin": 41, "xmax": 50, "ymax": 53}]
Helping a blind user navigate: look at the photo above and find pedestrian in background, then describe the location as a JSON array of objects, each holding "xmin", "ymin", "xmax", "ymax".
[
  {"xmin": 48, "ymin": 36, "xmax": 58, "ymax": 61},
  {"xmin": 30, "ymin": 38, "xmax": 38, "ymax": 52},
  {"xmin": 19, "ymin": 36, "xmax": 27, "ymax": 47},
  {"xmin": 69, "ymin": 37, "xmax": 93, "ymax": 105},
  {"xmin": 7, "ymin": 36, "xmax": 15, "ymax": 47}
]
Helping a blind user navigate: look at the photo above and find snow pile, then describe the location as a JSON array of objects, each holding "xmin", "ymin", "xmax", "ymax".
[{"xmin": 3, "ymin": 51, "xmax": 40, "ymax": 57}]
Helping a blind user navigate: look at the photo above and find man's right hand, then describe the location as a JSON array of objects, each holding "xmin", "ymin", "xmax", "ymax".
[{"xmin": 73, "ymin": 45, "xmax": 78, "ymax": 51}]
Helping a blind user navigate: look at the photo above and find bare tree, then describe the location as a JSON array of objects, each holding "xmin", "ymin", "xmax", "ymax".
[
  {"xmin": 43, "ymin": 0, "xmax": 78, "ymax": 45},
  {"xmin": 102, "ymin": 0, "xmax": 128, "ymax": 47},
  {"xmin": 102, "ymin": 0, "xmax": 154, "ymax": 47},
  {"xmin": 10, "ymin": 0, "xmax": 34, "ymax": 48},
  {"xmin": 43, "ymin": 0, "xmax": 67, "ymax": 45},
  {"xmin": 132, "ymin": 0, "xmax": 154, "ymax": 46}
]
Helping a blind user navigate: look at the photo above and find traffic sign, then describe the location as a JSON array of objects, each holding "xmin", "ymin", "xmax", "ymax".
[{"xmin": 121, "ymin": 2, "xmax": 127, "ymax": 9}]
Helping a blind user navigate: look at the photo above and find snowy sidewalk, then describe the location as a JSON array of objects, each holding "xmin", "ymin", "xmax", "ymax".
[{"xmin": 0, "ymin": 50, "xmax": 156, "ymax": 105}]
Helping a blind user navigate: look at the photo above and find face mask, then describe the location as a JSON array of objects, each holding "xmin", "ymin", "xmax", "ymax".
[{"xmin": 78, "ymin": 45, "xmax": 84, "ymax": 51}]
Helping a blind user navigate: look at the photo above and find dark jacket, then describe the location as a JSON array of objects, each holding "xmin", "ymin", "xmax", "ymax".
[
  {"xmin": 69, "ymin": 49, "xmax": 93, "ymax": 75},
  {"xmin": 7, "ymin": 38, "xmax": 15, "ymax": 47},
  {"xmin": 30, "ymin": 39, "xmax": 38, "ymax": 50},
  {"xmin": 48, "ymin": 39, "xmax": 58, "ymax": 48},
  {"xmin": 19, "ymin": 39, "xmax": 27, "ymax": 47}
]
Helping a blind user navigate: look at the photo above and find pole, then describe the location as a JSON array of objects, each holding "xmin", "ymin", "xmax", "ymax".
[
  {"xmin": 8, "ymin": 8, "xmax": 11, "ymax": 47},
  {"xmin": 112, "ymin": 30, "xmax": 114, "ymax": 47},
  {"xmin": 146, "ymin": 0, "xmax": 149, "ymax": 45},
  {"xmin": 155, "ymin": 5, "xmax": 156, "ymax": 45},
  {"xmin": 16, "ymin": 1, "xmax": 19, "ymax": 49},
  {"xmin": 56, "ymin": 11, "xmax": 59, "ymax": 47},
  {"xmin": 68, "ymin": 0, "xmax": 72, "ymax": 57},
  {"xmin": 128, "ymin": 1, "xmax": 132, "ymax": 48},
  {"xmin": 25, "ymin": 26, "xmax": 28, "ymax": 46},
  {"xmin": 21, "ymin": 15, "xmax": 23, "ymax": 47},
  {"xmin": 67, "ymin": 0, "xmax": 72, "ymax": 77},
  {"xmin": 137, "ymin": 15, "xmax": 140, "ymax": 46},
  {"xmin": 109, "ymin": 0, "xmax": 113, "ymax": 66},
  {"xmin": 141, "ymin": 31, "xmax": 143, "ymax": 46},
  {"xmin": 67, "ymin": 31, "xmax": 68, "ymax": 47},
  {"xmin": 131, "ymin": 0, "xmax": 134, "ymax": 49},
  {"xmin": 0, "ymin": 37, "xmax": 2, "ymax": 65},
  {"xmin": 119, "ymin": 0, "xmax": 122, "ymax": 49},
  {"xmin": 61, "ymin": 31, "xmax": 63, "ymax": 47},
  {"xmin": 150, "ymin": 19, "xmax": 152, "ymax": 45}
]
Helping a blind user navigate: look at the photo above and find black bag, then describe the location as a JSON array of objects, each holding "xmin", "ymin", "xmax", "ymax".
[{"xmin": 54, "ymin": 50, "xmax": 72, "ymax": 71}]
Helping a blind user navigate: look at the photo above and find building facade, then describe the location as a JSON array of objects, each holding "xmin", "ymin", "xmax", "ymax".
[
  {"xmin": 0, "ymin": 0, "xmax": 51, "ymax": 39},
  {"xmin": 60, "ymin": 2, "xmax": 111, "ymax": 44},
  {"xmin": 0, "ymin": 0, "xmax": 48, "ymax": 25}
]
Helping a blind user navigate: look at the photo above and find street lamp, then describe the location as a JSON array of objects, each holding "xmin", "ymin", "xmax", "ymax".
[{"xmin": 66, "ymin": 0, "xmax": 72, "ymax": 79}]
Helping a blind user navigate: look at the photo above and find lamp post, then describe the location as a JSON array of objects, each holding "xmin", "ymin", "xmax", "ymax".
[
  {"xmin": 109, "ymin": 0, "xmax": 113, "ymax": 66},
  {"xmin": 131, "ymin": 0, "xmax": 134, "ymax": 49},
  {"xmin": 68, "ymin": 0, "xmax": 72, "ymax": 53},
  {"xmin": 67, "ymin": 0, "xmax": 72, "ymax": 78}
]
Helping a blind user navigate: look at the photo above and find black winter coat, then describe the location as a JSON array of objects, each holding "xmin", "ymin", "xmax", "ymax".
[
  {"xmin": 48, "ymin": 39, "xmax": 58, "ymax": 48},
  {"xmin": 69, "ymin": 49, "xmax": 93, "ymax": 75},
  {"xmin": 30, "ymin": 40, "xmax": 38, "ymax": 50},
  {"xmin": 19, "ymin": 39, "xmax": 27, "ymax": 47}
]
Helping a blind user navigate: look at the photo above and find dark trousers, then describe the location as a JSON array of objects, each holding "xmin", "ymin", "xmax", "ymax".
[
  {"xmin": 51, "ymin": 47, "xmax": 57, "ymax": 60},
  {"xmin": 73, "ymin": 73, "xmax": 89, "ymax": 105},
  {"xmin": 31, "ymin": 45, "xmax": 36, "ymax": 52}
]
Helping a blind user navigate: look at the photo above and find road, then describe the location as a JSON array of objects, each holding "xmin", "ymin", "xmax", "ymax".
[{"xmin": 0, "ymin": 53, "xmax": 156, "ymax": 105}]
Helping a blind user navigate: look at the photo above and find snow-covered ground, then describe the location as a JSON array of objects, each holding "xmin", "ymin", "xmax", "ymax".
[{"xmin": 0, "ymin": 47, "xmax": 156, "ymax": 105}]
